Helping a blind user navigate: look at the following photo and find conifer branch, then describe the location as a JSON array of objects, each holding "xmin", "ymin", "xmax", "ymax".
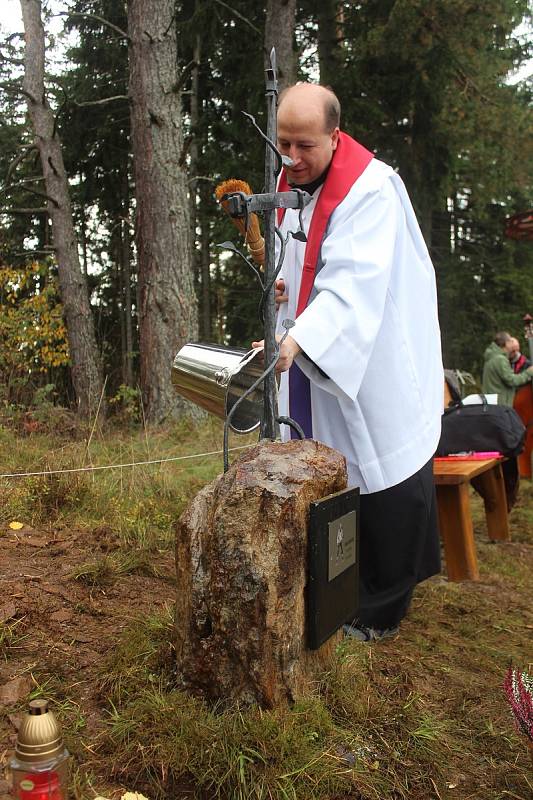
[
  {"xmin": 174, "ymin": 60, "xmax": 197, "ymax": 93},
  {"xmin": 6, "ymin": 146, "xmax": 39, "ymax": 185},
  {"xmin": 55, "ymin": 12, "xmax": 129, "ymax": 41},
  {"xmin": 0, "ymin": 51, "xmax": 24, "ymax": 66},
  {"xmin": 12, "ymin": 248, "xmax": 56, "ymax": 257},
  {"xmin": 0, "ymin": 82, "xmax": 38, "ymax": 103},
  {"xmin": 212, "ymin": 0, "xmax": 262, "ymax": 35},
  {"xmin": 0, "ymin": 207, "xmax": 48, "ymax": 214},
  {"xmin": 74, "ymin": 95, "xmax": 129, "ymax": 108},
  {"xmin": 1, "ymin": 184, "xmax": 59, "ymax": 207}
]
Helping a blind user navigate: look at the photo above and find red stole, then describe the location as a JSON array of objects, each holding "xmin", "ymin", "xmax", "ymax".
[{"xmin": 277, "ymin": 131, "xmax": 373, "ymax": 316}]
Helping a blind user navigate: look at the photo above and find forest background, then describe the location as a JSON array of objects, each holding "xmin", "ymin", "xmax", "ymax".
[{"xmin": 0, "ymin": 0, "xmax": 532, "ymax": 424}]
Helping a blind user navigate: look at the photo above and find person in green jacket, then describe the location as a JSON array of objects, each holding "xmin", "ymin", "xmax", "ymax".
[
  {"xmin": 482, "ymin": 331, "xmax": 533, "ymax": 407},
  {"xmin": 481, "ymin": 331, "xmax": 533, "ymax": 510}
]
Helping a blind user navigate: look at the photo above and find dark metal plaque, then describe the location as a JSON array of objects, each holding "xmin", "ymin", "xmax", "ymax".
[{"xmin": 307, "ymin": 487, "xmax": 359, "ymax": 650}]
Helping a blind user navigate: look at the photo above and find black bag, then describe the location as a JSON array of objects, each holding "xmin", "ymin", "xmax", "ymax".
[{"xmin": 436, "ymin": 397, "xmax": 526, "ymax": 457}]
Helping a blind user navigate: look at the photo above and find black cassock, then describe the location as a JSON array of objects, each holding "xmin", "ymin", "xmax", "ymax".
[{"xmin": 354, "ymin": 456, "xmax": 440, "ymax": 629}]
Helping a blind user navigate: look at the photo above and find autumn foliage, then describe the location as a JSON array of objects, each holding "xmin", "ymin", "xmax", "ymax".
[{"xmin": 0, "ymin": 261, "xmax": 69, "ymax": 402}]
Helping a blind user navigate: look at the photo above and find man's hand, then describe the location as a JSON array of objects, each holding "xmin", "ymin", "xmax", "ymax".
[
  {"xmin": 251, "ymin": 334, "xmax": 301, "ymax": 373},
  {"xmin": 275, "ymin": 278, "xmax": 288, "ymax": 306},
  {"xmin": 276, "ymin": 335, "xmax": 301, "ymax": 372}
]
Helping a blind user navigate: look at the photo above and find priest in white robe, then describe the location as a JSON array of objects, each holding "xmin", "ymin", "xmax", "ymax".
[{"xmin": 254, "ymin": 83, "xmax": 444, "ymax": 642}]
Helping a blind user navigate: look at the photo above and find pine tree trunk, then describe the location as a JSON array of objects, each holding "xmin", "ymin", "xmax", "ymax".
[
  {"xmin": 117, "ymin": 245, "xmax": 127, "ymax": 386},
  {"xmin": 20, "ymin": 0, "xmax": 104, "ymax": 418},
  {"xmin": 189, "ymin": 27, "xmax": 201, "ymax": 304},
  {"xmin": 264, "ymin": 0, "xmax": 296, "ymax": 91},
  {"xmin": 128, "ymin": 0, "xmax": 198, "ymax": 424},
  {"xmin": 200, "ymin": 185, "xmax": 211, "ymax": 340},
  {"xmin": 315, "ymin": 0, "xmax": 344, "ymax": 90},
  {"xmin": 120, "ymin": 169, "xmax": 134, "ymax": 388},
  {"xmin": 121, "ymin": 216, "xmax": 134, "ymax": 388}
]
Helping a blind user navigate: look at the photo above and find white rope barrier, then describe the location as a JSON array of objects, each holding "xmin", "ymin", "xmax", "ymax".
[{"xmin": 0, "ymin": 444, "xmax": 255, "ymax": 480}]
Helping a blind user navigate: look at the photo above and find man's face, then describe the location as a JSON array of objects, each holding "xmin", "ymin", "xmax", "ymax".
[
  {"xmin": 506, "ymin": 338, "xmax": 519, "ymax": 359},
  {"xmin": 277, "ymin": 103, "xmax": 339, "ymax": 185}
]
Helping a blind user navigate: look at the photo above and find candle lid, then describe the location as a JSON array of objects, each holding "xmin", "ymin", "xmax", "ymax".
[{"xmin": 15, "ymin": 700, "xmax": 68, "ymax": 763}]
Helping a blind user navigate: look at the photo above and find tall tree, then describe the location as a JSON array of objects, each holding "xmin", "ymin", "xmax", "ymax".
[
  {"xmin": 128, "ymin": 0, "xmax": 198, "ymax": 424},
  {"xmin": 264, "ymin": 0, "xmax": 296, "ymax": 91},
  {"xmin": 311, "ymin": 0, "xmax": 345, "ymax": 90},
  {"xmin": 20, "ymin": 0, "xmax": 104, "ymax": 417}
]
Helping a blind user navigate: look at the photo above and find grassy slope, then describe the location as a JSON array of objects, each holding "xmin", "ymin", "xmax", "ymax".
[{"xmin": 1, "ymin": 416, "xmax": 531, "ymax": 800}]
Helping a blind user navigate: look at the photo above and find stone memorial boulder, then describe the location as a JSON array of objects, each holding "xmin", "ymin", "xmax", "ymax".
[{"xmin": 174, "ymin": 438, "xmax": 347, "ymax": 707}]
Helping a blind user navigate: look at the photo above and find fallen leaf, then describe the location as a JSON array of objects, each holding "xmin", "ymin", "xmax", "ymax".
[
  {"xmin": 9, "ymin": 521, "xmax": 24, "ymax": 530},
  {"xmin": 121, "ymin": 793, "xmax": 151, "ymax": 800}
]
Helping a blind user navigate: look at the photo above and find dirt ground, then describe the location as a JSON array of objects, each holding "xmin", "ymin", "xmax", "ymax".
[{"xmin": 0, "ymin": 522, "xmax": 177, "ymax": 799}]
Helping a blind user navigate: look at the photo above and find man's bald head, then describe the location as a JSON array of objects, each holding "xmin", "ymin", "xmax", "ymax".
[
  {"xmin": 276, "ymin": 84, "xmax": 341, "ymax": 185},
  {"xmin": 278, "ymin": 83, "xmax": 341, "ymax": 133}
]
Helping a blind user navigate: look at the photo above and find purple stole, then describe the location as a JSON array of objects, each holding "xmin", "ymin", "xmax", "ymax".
[{"xmin": 277, "ymin": 132, "xmax": 373, "ymax": 438}]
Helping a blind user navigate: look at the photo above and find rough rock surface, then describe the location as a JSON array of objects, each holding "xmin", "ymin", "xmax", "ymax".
[{"xmin": 174, "ymin": 439, "xmax": 347, "ymax": 707}]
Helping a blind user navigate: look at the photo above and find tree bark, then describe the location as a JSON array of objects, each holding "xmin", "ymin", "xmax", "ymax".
[
  {"xmin": 200, "ymin": 185, "xmax": 211, "ymax": 340},
  {"xmin": 20, "ymin": 0, "xmax": 104, "ymax": 418},
  {"xmin": 120, "ymin": 168, "xmax": 134, "ymax": 388},
  {"xmin": 264, "ymin": 0, "xmax": 296, "ymax": 92},
  {"xmin": 121, "ymin": 215, "xmax": 134, "ymax": 387},
  {"xmin": 128, "ymin": 0, "xmax": 198, "ymax": 424},
  {"xmin": 189, "ymin": 25, "xmax": 202, "ymax": 309},
  {"xmin": 315, "ymin": 0, "xmax": 345, "ymax": 90}
]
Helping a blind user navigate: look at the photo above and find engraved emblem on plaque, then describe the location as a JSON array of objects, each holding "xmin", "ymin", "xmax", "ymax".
[{"xmin": 328, "ymin": 511, "xmax": 357, "ymax": 582}]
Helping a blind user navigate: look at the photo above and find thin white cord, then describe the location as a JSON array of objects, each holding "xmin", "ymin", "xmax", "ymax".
[{"xmin": 0, "ymin": 444, "xmax": 254, "ymax": 480}]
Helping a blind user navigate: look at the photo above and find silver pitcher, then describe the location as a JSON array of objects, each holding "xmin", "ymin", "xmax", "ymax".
[{"xmin": 172, "ymin": 343, "xmax": 267, "ymax": 433}]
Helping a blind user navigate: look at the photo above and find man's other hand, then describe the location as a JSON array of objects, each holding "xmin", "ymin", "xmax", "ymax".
[
  {"xmin": 275, "ymin": 279, "xmax": 288, "ymax": 306},
  {"xmin": 251, "ymin": 334, "xmax": 301, "ymax": 373}
]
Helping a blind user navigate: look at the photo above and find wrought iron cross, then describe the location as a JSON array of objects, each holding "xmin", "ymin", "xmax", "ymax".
[{"xmin": 219, "ymin": 49, "xmax": 311, "ymax": 469}]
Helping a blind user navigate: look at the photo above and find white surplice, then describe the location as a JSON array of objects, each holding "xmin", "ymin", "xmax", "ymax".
[{"xmin": 275, "ymin": 158, "xmax": 443, "ymax": 494}]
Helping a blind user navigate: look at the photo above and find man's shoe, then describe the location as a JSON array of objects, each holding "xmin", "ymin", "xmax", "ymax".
[{"xmin": 342, "ymin": 623, "xmax": 399, "ymax": 642}]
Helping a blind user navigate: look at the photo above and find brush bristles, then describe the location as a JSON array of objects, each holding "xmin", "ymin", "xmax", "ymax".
[
  {"xmin": 215, "ymin": 178, "xmax": 264, "ymax": 265},
  {"xmin": 215, "ymin": 179, "xmax": 253, "ymax": 199}
]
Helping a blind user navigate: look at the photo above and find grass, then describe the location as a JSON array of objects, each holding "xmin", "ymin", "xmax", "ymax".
[
  {"xmin": 71, "ymin": 550, "xmax": 166, "ymax": 586},
  {"xmin": 0, "ymin": 616, "xmax": 30, "ymax": 661},
  {"xmin": 0, "ymin": 413, "xmax": 253, "ymax": 553},
  {"xmin": 1, "ymin": 413, "xmax": 532, "ymax": 799},
  {"xmin": 90, "ymin": 483, "xmax": 532, "ymax": 800},
  {"xmin": 100, "ymin": 627, "xmax": 388, "ymax": 799},
  {"xmin": 95, "ymin": 588, "xmax": 531, "ymax": 800}
]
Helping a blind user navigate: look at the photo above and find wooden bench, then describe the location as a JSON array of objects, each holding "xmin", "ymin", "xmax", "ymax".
[{"xmin": 433, "ymin": 457, "xmax": 510, "ymax": 582}]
